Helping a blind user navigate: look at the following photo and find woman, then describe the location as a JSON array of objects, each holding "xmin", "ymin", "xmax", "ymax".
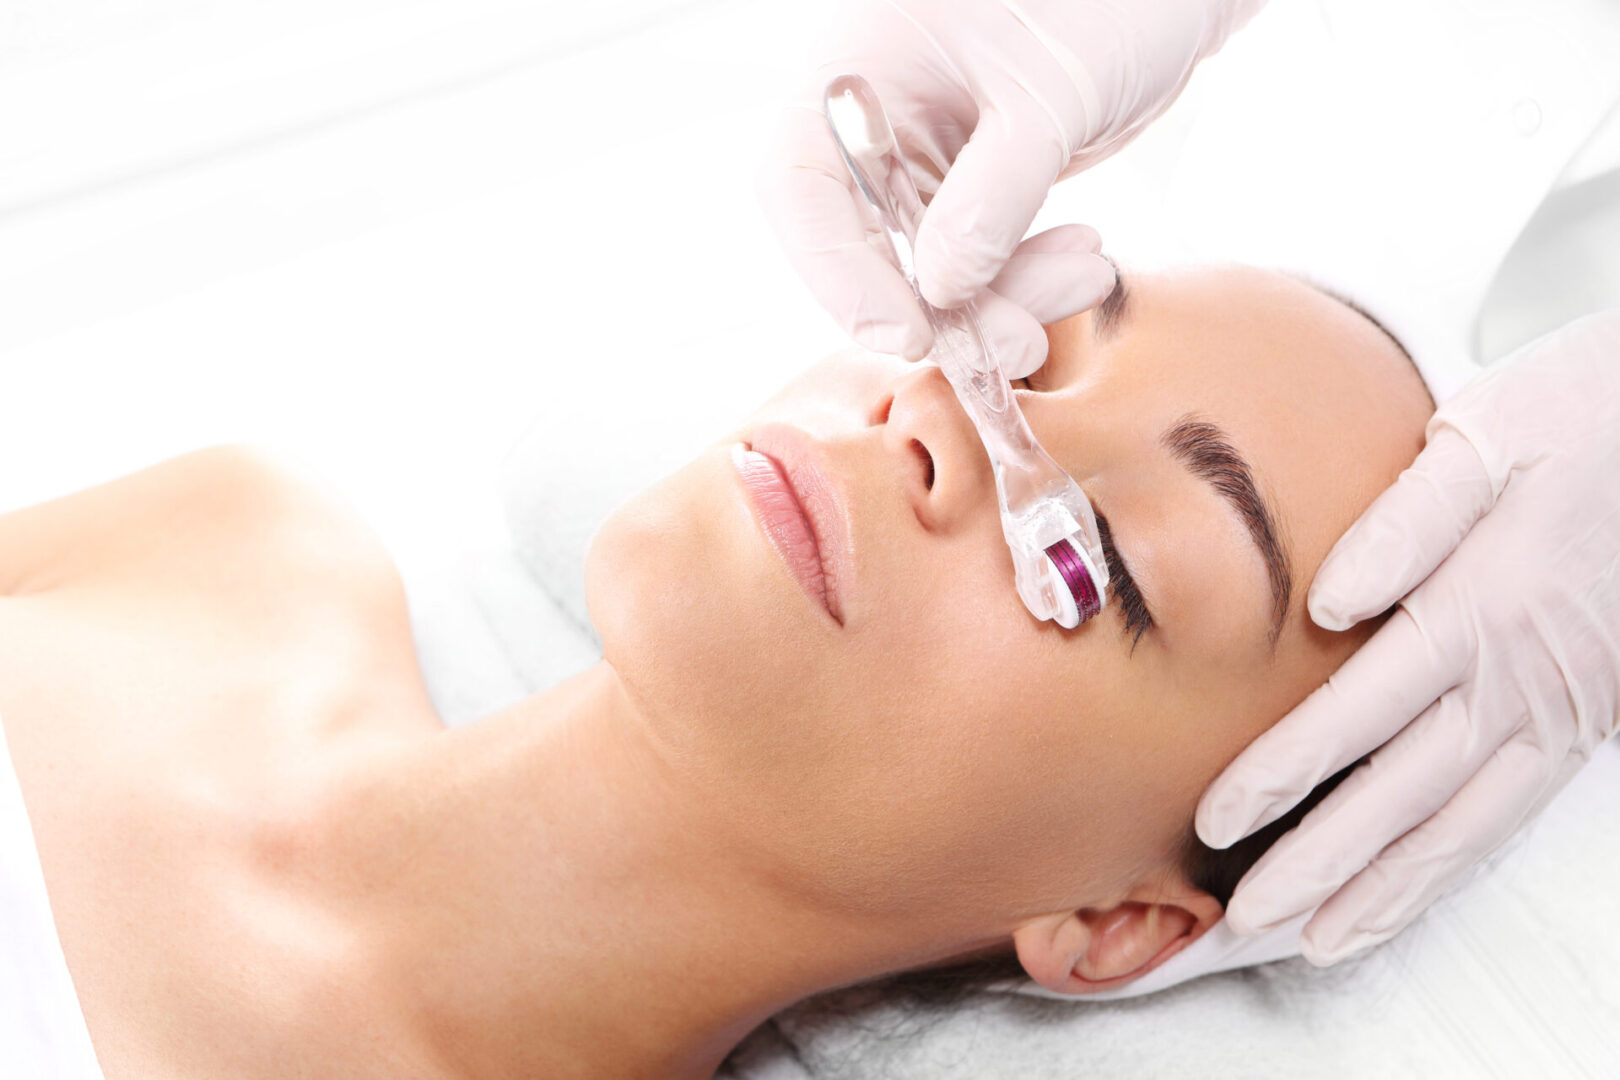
[{"xmin": 0, "ymin": 262, "xmax": 1431, "ymax": 1079}]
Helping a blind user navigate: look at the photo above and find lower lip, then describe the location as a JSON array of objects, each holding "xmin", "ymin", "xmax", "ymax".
[{"xmin": 730, "ymin": 444, "xmax": 833, "ymax": 620}]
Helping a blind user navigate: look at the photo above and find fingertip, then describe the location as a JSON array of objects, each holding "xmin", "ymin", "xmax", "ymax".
[
  {"xmin": 1299, "ymin": 925, "xmax": 1372, "ymax": 967},
  {"xmin": 997, "ymin": 342, "xmax": 1045, "ymax": 381},
  {"xmin": 1298, "ymin": 939, "xmax": 1338, "ymax": 967},
  {"xmin": 988, "ymin": 236, "xmax": 1116, "ymax": 327},
  {"xmin": 1223, "ymin": 868, "xmax": 1317, "ymax": 939},
  {"xmin": 1069, "ymin": 222, "xmax": 1104, "ymax": 255},
  {"xmin": 899, "ymin": 325, "xmax": 935, "ymax": 362},
  {"xmin": 1307, "ymin": 589, "xmax": 1356, "ymax": 633},
  {"xmin": 1220, "ymin": 894, "xmax": 1270, "ymax": 938},
  {"xmin": 1071, "ymin": 253, "xmax": 1117, "ymax": 313},
  {"xmin": 1196, "ymin": 760, "xmax": 1278, "ymax": 850},
  {"xmin": 971, "ymin": 290, "xmax": 1048, "ymax": 378},
  {"xmin": 1194, "ymin": 788, "xmax": 1247, "ymax": 851},
  {"xmin": 1305, "ymin": 542, "xmax": 1386, "ymax": 630},
  {"xmin": 853, "ymin": 315, "xmax": 933, "ymax": 361},
  {"xmin": 1003, "ymin": 334, "xmax": 1046, "ymax": 380}
]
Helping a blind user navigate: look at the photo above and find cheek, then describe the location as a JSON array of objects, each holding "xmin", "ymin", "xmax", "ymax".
[
  {"xmin": 799, "ymin": 619, "xmax": 1123, "ymax": 897},
  {"xmin": 935, "ymin": 658, "xmax": 1214, "ymax": 899}
]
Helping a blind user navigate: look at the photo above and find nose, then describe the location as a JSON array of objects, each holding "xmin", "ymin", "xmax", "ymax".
[{"xmin": 872, "ymin": 363, "xmax": 995, "ymax": 533}]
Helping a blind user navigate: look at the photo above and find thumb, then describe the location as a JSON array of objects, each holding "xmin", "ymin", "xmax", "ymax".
[
  {"xmin": 1308, "ymin": 424, "xmax": 1496, "ymax": 631},
  {"xmin": 913, "ymin": 102, "xmax": 1067, "ymax": 310}
]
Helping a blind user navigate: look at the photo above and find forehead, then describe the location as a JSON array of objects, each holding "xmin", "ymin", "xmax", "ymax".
[{"xmin": 1050, "ymin": 265, "xmax": 1431, "ymax": 640}]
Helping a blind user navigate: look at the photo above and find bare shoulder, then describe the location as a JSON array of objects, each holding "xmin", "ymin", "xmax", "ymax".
[{"xmin": 0, "ymin": 444, "xmax": 405, "ymax": 614}]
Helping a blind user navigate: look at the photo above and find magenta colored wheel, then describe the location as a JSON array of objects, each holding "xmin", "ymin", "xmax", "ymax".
[{"xmin": 1044, "ymin": 537, "xmax": 1102, "ymax": 623}]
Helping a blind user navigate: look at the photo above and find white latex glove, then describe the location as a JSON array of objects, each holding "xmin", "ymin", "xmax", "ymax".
[
  {"xmin": 1196, "ymin": 310, "xmax": 1620, "ymax": 965},
  {"xmin": 757, "ymin": 0, "xmax": 1265, "ymax": 377}
]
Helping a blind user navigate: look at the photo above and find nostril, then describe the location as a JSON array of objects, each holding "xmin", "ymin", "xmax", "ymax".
[
  {"xmin": 910, "ymin": 439, "xmax": 935, "ymax": 491},
  {"xmin": 870, "ymin": 393, "xmax": 895, "ymax": 426}
]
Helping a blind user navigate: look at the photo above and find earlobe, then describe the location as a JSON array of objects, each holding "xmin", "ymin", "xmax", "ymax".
[
  {"xmin": 1011, "ymin": 910, "xmax": 1094, "ymax": 994},
  {"xmin": 1012, "ymin": 884, "xmax": 1224, "ymax": 996}
]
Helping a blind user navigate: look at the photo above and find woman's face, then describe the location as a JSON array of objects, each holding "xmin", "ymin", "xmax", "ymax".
[{"xmin": 585, "ymin": 265, "xmax": 1432, "ymax": 928}]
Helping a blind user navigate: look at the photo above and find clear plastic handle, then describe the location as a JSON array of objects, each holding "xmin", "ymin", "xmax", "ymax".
[{"xmin": 824, "ymin": 73, "xmax": 1110, "ymax": 626}]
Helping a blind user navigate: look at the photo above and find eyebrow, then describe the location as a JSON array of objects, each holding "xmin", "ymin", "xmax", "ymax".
[
  {"xmin": 1159, "ymin": 414, "xmax": 1293, "ymax": 645},
  {"xmin": 1092, "ymin": 262, "xmax": 1131, "ymax": 342}
]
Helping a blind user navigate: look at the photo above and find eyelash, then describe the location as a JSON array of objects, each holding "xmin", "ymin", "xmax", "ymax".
[{"xmin": 1094, "ymin": 513, "xmax": 1154, "ymax": 651}]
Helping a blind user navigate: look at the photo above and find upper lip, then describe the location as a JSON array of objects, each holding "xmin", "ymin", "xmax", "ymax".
[{"xmin": 745, "ymin": 423, "xmax": 854, "ymax": 625}]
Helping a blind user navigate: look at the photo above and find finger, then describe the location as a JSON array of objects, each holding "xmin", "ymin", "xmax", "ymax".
[
  {"xmin": 1308, "ymin": 424, "xmax": 1495, "ymax": 632},
  {"xmin": 1223, "ymin": 692, "xmax": 1498, "ymax": 935},
  {"xmin": 1299, "ymin": 724, "xmax": 1552, "ymax": 964},
  {"xmin": 971, "ymin": 289, "xmax": 1049, "ymax": 380},
  {"xmin": 1196, "ymin": 605, "xmax": 1467, "ymax": 849},
  {"xmin": 913, "ymin": 102, "xmax": 1067, "ymax": 309},
  {"xmin": 988, "ymin": 224, "xmax": 1116, "ymax": 329},
  {"xmin": 757, "ymin": 106, "xmax": 933, "ymax": 358}
]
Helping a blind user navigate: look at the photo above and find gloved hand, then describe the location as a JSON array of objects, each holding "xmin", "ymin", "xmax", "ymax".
[
  {"xmin": 757, "ymin": 0, "xmax": 1265, "ymax": 377},
  {"xmin": 1196, "ymin": 309, "xmax": 1620, "ymax": 965}
]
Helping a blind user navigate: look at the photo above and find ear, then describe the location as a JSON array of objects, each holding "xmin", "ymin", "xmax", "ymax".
[{"xmin": 1011, "ymin": 877, "xmax": 1224, "ymax": 996}]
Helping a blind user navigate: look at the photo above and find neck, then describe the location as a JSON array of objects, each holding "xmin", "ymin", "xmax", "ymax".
[{"xmin": 314, "ymin": 662, "xmax": 959, "ymax": 1080}]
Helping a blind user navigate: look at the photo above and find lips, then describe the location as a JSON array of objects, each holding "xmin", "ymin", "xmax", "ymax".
[{"xmin": 730, "ymin": 424, "xmax": 851, "ymax": 625}]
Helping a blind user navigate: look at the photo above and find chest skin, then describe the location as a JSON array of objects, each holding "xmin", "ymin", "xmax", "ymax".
[{"xmin": 0, "ymin": 446, "xmax": 445, "ymax": 1080}]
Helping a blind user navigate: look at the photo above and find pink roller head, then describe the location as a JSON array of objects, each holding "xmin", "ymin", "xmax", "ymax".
[{"xmin": 1045, "ymin": 537, "xmax": 1102, "ymax": 623}]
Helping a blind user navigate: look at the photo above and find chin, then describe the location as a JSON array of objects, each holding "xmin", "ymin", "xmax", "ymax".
[{"xmin": 583, "ymin": 448, "xmax": 820, "ymax": 759}]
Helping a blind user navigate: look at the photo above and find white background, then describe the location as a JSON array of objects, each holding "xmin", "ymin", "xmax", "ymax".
[
  {"xmin": 2, "ymin": 0, "xmax": 1616, "ymax": 575},
  {"xmin": 0, "ymin": 0, "xmax": 839, "ymax": 571}
]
